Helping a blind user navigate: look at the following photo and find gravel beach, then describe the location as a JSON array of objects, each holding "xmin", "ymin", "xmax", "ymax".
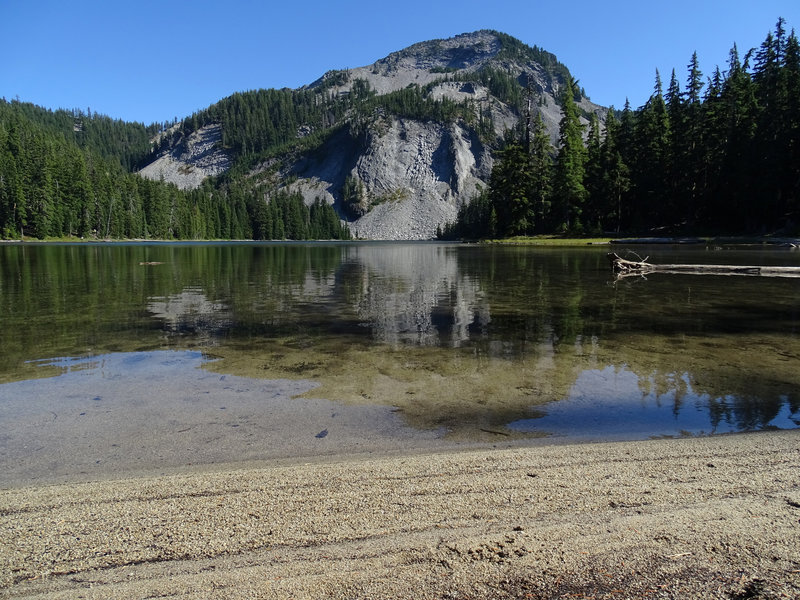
[{"xmin": 2, "ymin": 430, "xmax": 799, "ymax": 599}]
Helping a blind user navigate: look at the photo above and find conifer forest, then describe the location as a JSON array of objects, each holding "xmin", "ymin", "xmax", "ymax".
[
  {"xmin": 445, "ymin": 19, "xmax": 800, "ymax": 239},
  {"xmin": 1, "ymin": 20, "xmax": 797, "ymax": 241}
]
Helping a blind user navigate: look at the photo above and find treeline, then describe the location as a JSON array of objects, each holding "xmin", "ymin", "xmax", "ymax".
[
  {"xmin": 444, "ymin": 19, "xmax": 800, "ymax": 238},
  {"xmin": 240, "ymin": 186, "xmax": 352, "ymax": 241},
  {"xmin": 0, "ymin": 100, "xmax": 349, "ymax": 240},
  {"xmin": 178, "ymin": 86, "xmax": 354, "ymax": 158},
  {"xmin": 0, "ymin": 100, "xmax": 159, "ymax": 171},
  {"xmin": 0, "ymin": 101, "xmax": 249, "ymax": 239}
]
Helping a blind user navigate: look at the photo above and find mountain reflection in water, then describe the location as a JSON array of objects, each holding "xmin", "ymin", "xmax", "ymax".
[{"xmin": 1, "ymin": 241, "xmax": 798, "ymax": 442}]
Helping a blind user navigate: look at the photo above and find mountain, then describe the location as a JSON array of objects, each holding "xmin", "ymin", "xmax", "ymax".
[
  {"xmin": 5, "ymin": 21, "xmax": 798, "ymax": 241},
  {"xmin": 138, "ymin": 30, "xmax": 605, "ymax": 239}
]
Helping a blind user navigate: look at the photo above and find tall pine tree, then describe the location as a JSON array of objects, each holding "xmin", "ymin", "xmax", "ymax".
[{"xmin": 551, "ymin": 76, "xmax": 587, "ymax": 232}]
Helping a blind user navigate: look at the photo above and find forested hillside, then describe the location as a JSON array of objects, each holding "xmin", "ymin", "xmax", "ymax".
[
  {"xmin": 445, "ymin": 18, "xmax": 800, "ymax": 238},
  {"xmin": 1, "ymin": 29, "xmax": 587, "ymax": 241},
  {"xmin": 0, "ymin": 101, "xmax": 349, "ymax": 240},
  {"xmin": 1, "ymin": 22, "xmax": 797, "ymax": 241}
]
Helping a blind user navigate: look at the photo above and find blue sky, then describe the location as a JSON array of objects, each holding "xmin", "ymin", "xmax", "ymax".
[{"xmin": 2, "ymin": 0, "xmax": 798, "ymax": 124}]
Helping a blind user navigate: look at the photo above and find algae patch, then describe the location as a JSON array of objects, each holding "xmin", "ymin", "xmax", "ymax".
[
  {"xmin": 200, "ymin": 327, "xmax": 800, "ymax": 440},
  {"xmin": 200, "ymin": 336, "xmax": 587, "ymax": 440}
]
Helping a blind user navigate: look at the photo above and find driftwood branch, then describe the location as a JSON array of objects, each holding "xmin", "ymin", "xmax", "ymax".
[{"xmin": 607, "ymin": 252, "xmax": 800, "ymax": 278}]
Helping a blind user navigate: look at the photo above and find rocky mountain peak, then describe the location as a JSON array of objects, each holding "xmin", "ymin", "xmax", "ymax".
[
  {"xmin": 377, "ymin": 30, "xmax": 503, "ymax": 73},
  {"xmin": 309, "ymin": 30, "xmax": 565, "ymax": 99},
  {"xmin": 139, "ymin": 31, "xmax": 606, "ymax": 240}
]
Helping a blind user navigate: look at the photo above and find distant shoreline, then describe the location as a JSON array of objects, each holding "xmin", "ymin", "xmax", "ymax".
[{"xmin": 3, "ymin": 235, "xmax": 799, "ymax": 246}]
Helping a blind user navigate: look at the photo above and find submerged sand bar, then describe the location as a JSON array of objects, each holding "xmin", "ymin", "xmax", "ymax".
[{"xmin": 2, "ymin": 430, "xmax": 799, "ymax": 599}]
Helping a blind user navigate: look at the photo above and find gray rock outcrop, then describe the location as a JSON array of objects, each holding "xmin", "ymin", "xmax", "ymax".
[
  {"xmin": 139, "ymin": 124, "xmax": 231, "ymax": 190},
  {"xmin": 285, "ymin": 117, "xmax": 492, "ymax": 239}
]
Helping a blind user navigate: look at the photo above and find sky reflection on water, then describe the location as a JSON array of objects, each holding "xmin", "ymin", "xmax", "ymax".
[
  {"xmin": 1, "ymin": 242, "xmax": 799, "ymax": 460},
  {"xmin": 508, "ymin": 365, "xmax": 800, "ymax": 441},
  {"xmin": 0, "ymin": 350, "xmax": 446, "ymax": 485}
]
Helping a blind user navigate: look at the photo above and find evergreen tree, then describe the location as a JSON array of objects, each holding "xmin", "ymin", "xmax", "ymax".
[
  {"xmin": 618, "ymin": 99, "xmax": 637, "ymax": 172},
  {"xmin": 664, "ymin": 51, "xmax": 705, "ymax": 230},
  {"xmin": 752, "ymin": 19, "xmax": 795, "ymax": 228},
  {"xmin": 551, "ymin": 76, "xmax": 587, "ymax": 232},
  {"xmin": 489, "ymin": 143, "xmax": 535, "ymax": 236},
  {"xmin": 631, "ymin": 71, "xmax": 672, "ymax": 228},
  {"xmin": 600, "ymin": 109, "xmax": 631, "ymax": 233},
  {"xmin": 341, "ymin": 175, "xmax": 368, "ymax": 218},
  {"xmin": 440, "ymin": 189, "xmax": 493, "ymax": 240},
  {"xmin": 529, "ymin": 113, "xmax": 553, "ymax": 231},
  {"xmin": 583, "ymin": 114, "xmax": 604, "ymax": 232},
  {"xmin": 782, "ymin": 29, "xmax": 800, "ymax": 220},
  {"xmin": 696, "ymin": 66, "xmax": 728, "ymax": 229}
]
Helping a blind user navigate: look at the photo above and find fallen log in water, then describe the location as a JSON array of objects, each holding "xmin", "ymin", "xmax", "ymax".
[{"xmin": 607, "ymin": 252, "xmax": 800, "ymax": 278}]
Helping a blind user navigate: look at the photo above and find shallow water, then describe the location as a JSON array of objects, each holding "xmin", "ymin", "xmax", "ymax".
[
  {"xmin": 0, "ymin": 350, "xmax": 446, "ymax": 485},
  {"xmin": 1, "ymin": 241, "xmax": 798, "ymax": 482}
]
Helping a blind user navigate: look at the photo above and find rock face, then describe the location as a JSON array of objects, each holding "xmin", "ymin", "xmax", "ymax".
[
  {"xmin": 139, "ymin": 124, "xmax": 231, "ymax": 190},
  {"xmin": 351, "ymin": 119, "xmax": 488, "ymax": 240},
  {"xmin": 138, "ymin": 30, "xmax": 606, "ymax": 239},
  {"xmin": 287, "ymin": 118, "xmax": 492, "ymax": 239}
]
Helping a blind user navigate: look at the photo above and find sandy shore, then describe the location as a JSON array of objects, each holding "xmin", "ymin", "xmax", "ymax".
[{"xmin": 2, "ymin": 430, "xmax": 799, "ymax": 599}]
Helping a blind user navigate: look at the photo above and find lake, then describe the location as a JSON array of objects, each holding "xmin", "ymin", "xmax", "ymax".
[{"xmin": 1, "ymin": 241, "xmax": 798, "ymax": 484}]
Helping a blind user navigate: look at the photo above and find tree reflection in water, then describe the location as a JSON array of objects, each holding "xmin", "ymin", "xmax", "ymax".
[{"xmin": 1, "ymin": 242, "xmax": 798, "ymax": 440}]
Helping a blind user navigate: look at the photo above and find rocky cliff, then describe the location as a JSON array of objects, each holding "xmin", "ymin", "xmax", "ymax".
[
  {"xmin": 283, "ymin": 117, "xmax": 492, "ymax": 239},
  {"xmin": 138, "ymin": 123, "xmax": 231, "ymax": 190},
  {"xmin": 138, "ymin": 30, "xmax": 605, "ymax": 239}
]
